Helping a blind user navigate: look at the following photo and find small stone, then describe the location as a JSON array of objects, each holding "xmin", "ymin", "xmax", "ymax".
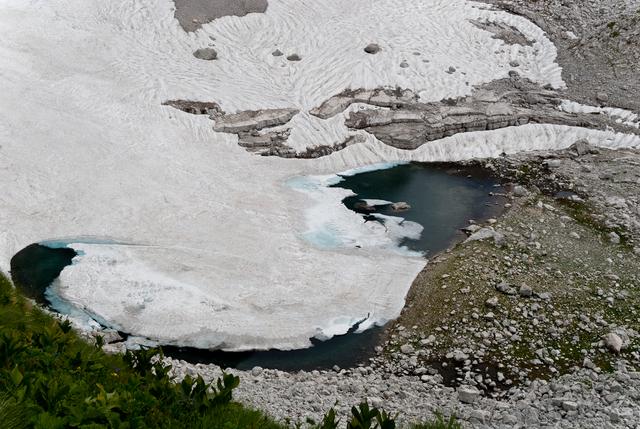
[
  {"xmin": 251, "ymin": 366, "xmax": 263, "ymax": 376},
  {"xmin": 272, "ymin": 49, "xmax": 284, "ymax": 56},
  {"xmin": 569, "ymin": 139, "xmax": 596, "ymax": 156},
  {"xmin": 603, "ymin": 333, "xmax": 623, "ymax": 353},
  {"xmin": 400, "ymin": 60, "xmax": 409, "ymax": 68},
  {"xmin": 513, "ymin": 185, "xmax": 528, "ymax": 197},
  {"xmin": 367, "ymin": 396, "xmax": 383, "ymax": 408},
  {"xmin": 286, "ymin": 53, "xmax": 302, "ymax": 61},
  {"xmin": 596, "ymin": 92, "xmax": 608, "ymax": 103},
  {"xmin": 446, "ymin": 66, "xmax": 456, "ymax": 74},
  {"xmin": 364, "ymin": 43, "xmax": 381, "ymax": 54},
  {"xmin": 462, "ymin": 224, "xmax": 482, "ymax": 234},
  {"xmin": 544, "ymin": 159, "xmax": 561, "ymax": 169},
  {"xmin": 102, "ymin": 342, "xmax": 127, "ymax": 354},
  {"xmin": 485, "ymin": 297, "xmax": 499, "ymax": 308},
  {"xmin": 537, "ymin": 292, "xmax": 552, "ymax": 300},
  {"xmin": 570, "ymin": 232, "xmax": 580, "ymax": 239},
  {"xmin": 470, "ymin": 409, "xmax": 490, "ymax": 423},
  {"xmin": 400, "ymin": 344, "xmax": 415, "ymax": 354},
  {"xmin": 608, "ymin": 232, "xmax": 621, "ymax": 244},
  {"xmin": 519, "ymin": 285, "xmax": 533, "ymax": 298},
  {"xmin": 509, "ymin": 60, "xmax": 520, "ymax": 67},
  {"xmin": 496, "ymin": 281, "xmax": 516, "ymax": 295},
  {"xmin": 458, "ymin": 386, "xmax": 481, "ymax": 403},
  {"xmin": 193, "ymin": 48, "xmax": 218, "ymax": 60},
  {"xmin": 562, "ymin": 401, "xmax": 578, "ymax": 411}
]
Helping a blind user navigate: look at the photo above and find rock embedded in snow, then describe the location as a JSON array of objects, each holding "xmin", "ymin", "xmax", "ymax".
[
  {"xmin": 400, "ymin": 60, "xmax": 409, "ymax": 68},
  {"xmin": 193, "ymin": 48, "xmax": 218, "ymax": 60},
  {"xmin": 391, "ymin": 201, "xmax": 411, "ymax": 212},
  {"xmin": 213, "ymin": 108, "xmax": 299, "ymax": 133},
  {"xmin": 364, "ymin": 43, "xmax": 381, "ymax": 54},
  {"xmin": 286, "ymin": 53, "xmax": 302, "ymax": 61},
  {"xmin": 272, "ymin": 49, "xmax": 283, "ymax": 56}
]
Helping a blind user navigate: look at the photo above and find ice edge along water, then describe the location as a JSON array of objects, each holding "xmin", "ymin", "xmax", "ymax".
[{"xmin": 1, "ymin": 0, "xmax": 639, "ymax": 351}]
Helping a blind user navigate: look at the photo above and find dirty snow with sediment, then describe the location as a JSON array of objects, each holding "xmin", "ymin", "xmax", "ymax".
[{"xmin": 1, "ymin": 0, "xmax": 639, "ymax": 350}]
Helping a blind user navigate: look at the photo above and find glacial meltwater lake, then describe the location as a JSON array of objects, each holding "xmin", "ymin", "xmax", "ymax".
[
  {"xmin": 10, "ymin": 162, "xmax": 506, "ymax": 370},
  {"xmin": 332, "ymin": 162, "xmax": 506, "ymax": 255}
]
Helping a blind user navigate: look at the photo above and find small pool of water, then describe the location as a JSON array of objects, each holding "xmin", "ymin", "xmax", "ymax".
[
  {"xmin": 10, "ymin": 243, "xmax": 77, "ymax": 304},
  {"xmin": 331, "ymin": 162, "xmax": 506, "ymax": 255}
]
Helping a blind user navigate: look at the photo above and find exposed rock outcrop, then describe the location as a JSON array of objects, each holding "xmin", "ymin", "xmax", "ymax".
[
  {"xmin": 212, "ymin": 108, "xmax": 299, "ymax": 133},
  {"xmin": 313, "ymin": 77, "xmax": 638, "ymax": 151},
  {"xmin": 470, "ymin": 19, "xmax": 534, "ymax": 46},
  {"xmin": 310, "ymin": 87, "xmax": 420, "ymax": 119},
  {"xmin": 162, "ymin": 100, "xmax": 224, "ymax": 116}
]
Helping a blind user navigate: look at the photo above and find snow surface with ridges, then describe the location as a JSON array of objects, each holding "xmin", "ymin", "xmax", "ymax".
[{"xmin": 1, "ymin": 0, "xmax": 638, "ymax": 350}]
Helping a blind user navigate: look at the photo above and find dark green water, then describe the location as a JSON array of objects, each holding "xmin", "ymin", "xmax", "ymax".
[
  {"xmin": 163, "ymin": 324, "xmax": 383, "ymax": 371},
  {"xmin": 10, "ymin": 244, "xmax": 77, "ymax": 304},
  {"xmin": 331, "ymin": 162, "xmax": 505, "ymax": 255}
]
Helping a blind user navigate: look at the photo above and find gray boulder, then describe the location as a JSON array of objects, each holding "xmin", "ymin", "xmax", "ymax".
[
  {"xmin": 193, "ymin": 48, "xmax": 218, "ymax": 60},
  {"xmin": 364, "ymin": 43, "xmax": 381, "ymax": 54}
]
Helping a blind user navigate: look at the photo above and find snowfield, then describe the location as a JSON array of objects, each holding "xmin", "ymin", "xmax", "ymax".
[{"xmin": 1, "ymin": 0, "xmax": 639, "ymax": 350}]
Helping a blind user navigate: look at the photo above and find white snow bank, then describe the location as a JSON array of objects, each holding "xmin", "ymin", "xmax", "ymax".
[
  {"xmin": 0, "ymin": 0, "xmax": 637, "ymax": 351},
  {"xmin": 559, "ymin": 100, "xmax": 640, "ymax": 129}
]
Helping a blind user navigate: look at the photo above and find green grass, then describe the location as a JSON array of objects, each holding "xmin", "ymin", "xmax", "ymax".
[{"xmin": 0, "ymin": 273, "xmax": 462, "ymax": 428}]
